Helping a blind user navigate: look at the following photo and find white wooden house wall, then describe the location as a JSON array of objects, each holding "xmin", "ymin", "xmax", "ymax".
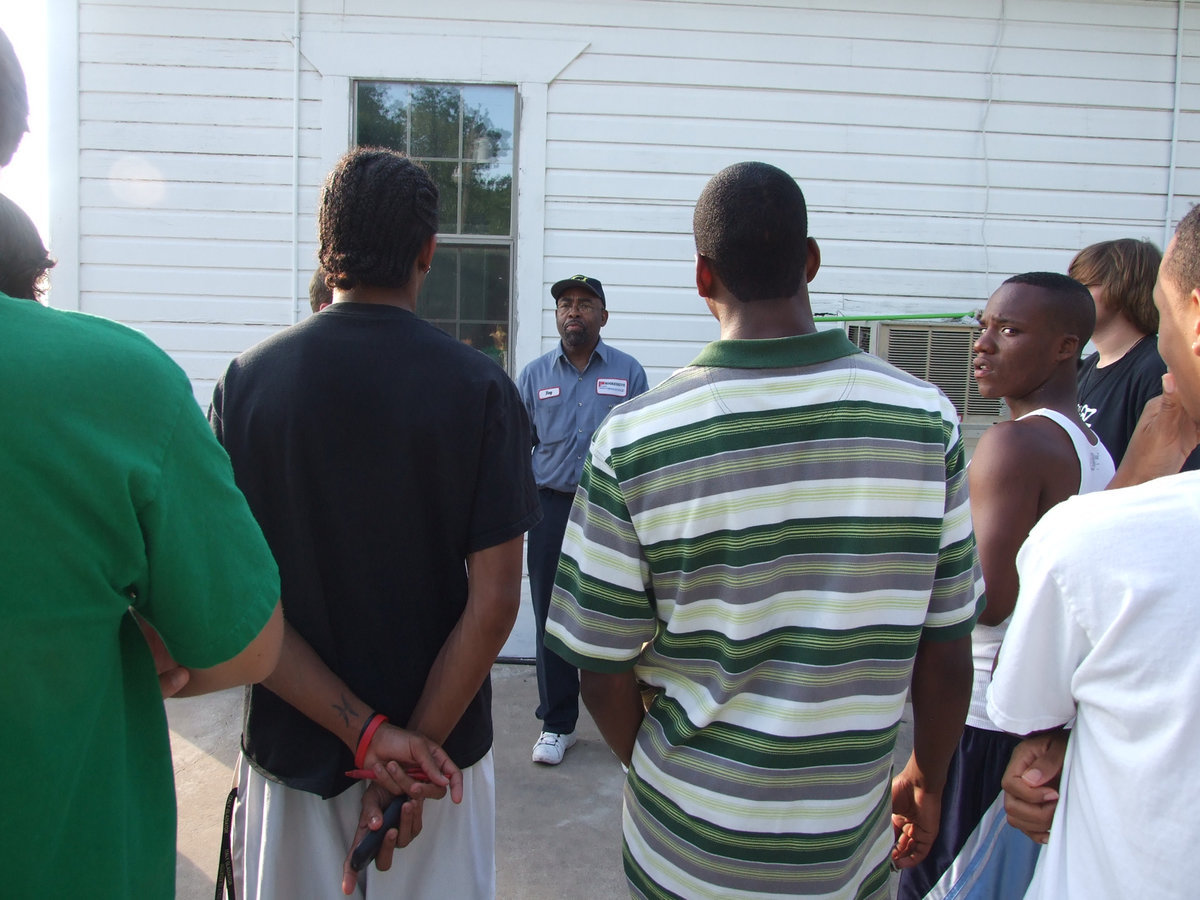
[{"xmin": 51, "ymin": 0, "xmax": 1200, "ymax": 656}]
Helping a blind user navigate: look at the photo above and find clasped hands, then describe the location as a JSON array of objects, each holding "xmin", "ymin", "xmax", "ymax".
[{"xmin": 340, "ymin": 722, "xmax": 464, "ymax": 895}]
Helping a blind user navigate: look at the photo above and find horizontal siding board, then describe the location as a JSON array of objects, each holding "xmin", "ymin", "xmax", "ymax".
[
  {"xmin": 79, "ymin": 121, "xmax": 318, "ymax": 157},
  {"xmin": 80, "ymin": 235, "xmax": 297, "ymax": 270},
  {"xmin": 546, "ymin": 144, "xmax": 1170, "ymax": 194},
  {"xmin": 545, "ymin": 169, "xmax": 1169, "ymax": 221},
  {"xmin": 566, "ymin": 29, "xmax": 1177, "ymax": 82},
  {"xmin": 84, "ymin": 0, "xmax": 293, "ymax": 11},
  {"xmin": 134, "ymin": 321, "xmax": 283, "ymax": 352},
  {"xmin": 79, "ymin": 150, "xmax": 327, "ymax": 187},
  {"xmin": 81, "ymin": 208, "xmax": 312, "ymax": 242},
  {"xmin": 545, "ymin": 82, "xmax": 1175, "ymax": 139},
  {"xmin": 80, "ymin": 62, "xmax": 321, "ymax": 100},
  {"xmin": 171, "ymin": 350, "xmax": 245, "ymax": 382},
  {"xmin": 80, "ymin": 33, "xmax": 298, "ymax": 70},
  {"xmin": 80, "ymin": 264, "xmax": 292, "ymax": 299},
  {"xmin": 82, "ymin": 3, "xmax": 296, "ymax": 40},
  {"xmin": 543, "ymin": 231, "xmax": 1071, "ymax": 281},
  {"xmin": 547, "ymin": 115, "xmax": 1169, "ymax": 167},
  {"xmin": 543, "ymin": 201, "xmax": 1166, "ymax": 244},
  {"xmin": 86, "ymin": 293, "xmax": 296, "ymax": 326},
  {"xmin": 563, "ymin": 55, "xmax": 1177, "ymax": 109},
  {"xmin": 337, "ymin": 0, "xmax": 1174, "ymax": 48},
  {"xmin": 80, "ymin": 179, "xmax": 307, "ymax": 215},
  {"xmin": 79, "ymin": 92, "xmax": 323, "ymax": 129}
]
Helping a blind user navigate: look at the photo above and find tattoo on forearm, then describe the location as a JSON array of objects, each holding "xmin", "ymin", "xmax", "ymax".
[{"xmin": 333, "ymin": 693, "xmax": 359, "ymax": 728}]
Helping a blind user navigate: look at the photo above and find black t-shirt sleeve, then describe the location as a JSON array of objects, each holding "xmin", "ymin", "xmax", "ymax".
[{"xmin": 466, "ymin": 375, "xmax": 542, "ymax": 553}]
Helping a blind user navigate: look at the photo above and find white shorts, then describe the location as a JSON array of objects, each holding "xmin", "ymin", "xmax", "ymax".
[{"xmin": 231, "ymin": 750, "xmax": 496, "ymax": 899}]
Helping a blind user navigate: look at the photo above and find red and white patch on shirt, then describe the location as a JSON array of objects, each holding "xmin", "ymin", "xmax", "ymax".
[{"xmin": 596, "ymin": 378, "xmax": 628, "ymax": 398}]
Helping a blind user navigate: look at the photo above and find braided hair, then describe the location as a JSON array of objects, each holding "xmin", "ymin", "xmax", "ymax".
[{"xmin": 319, "ymin": 147, "xmax": 439, "ymax": 291}]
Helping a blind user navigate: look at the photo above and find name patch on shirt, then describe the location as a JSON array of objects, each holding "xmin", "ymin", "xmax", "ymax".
[
  {"xmin": 596, "ymin": 378, "xmax": 628, "ymax": 398},
  {"xmin": 538, "ymin": 387, "xmax": 561, "ymax": 400}
]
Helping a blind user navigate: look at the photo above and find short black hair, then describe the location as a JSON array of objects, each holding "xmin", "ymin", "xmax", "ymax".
[
  {"xmin": 693, "ymin": 161, "xmax": 808, "ymax": 302},
  {"xmin": 1002, "ymin": 271, "xmax": 1096, "ymax": 352},
  {"xmin": 1164, "ymin": 205, "xmax": 1200, "ymax": 301},
  {"xmin": 0, "ymin": 192, "xmax": 53, "ymax": 302},
  {"xmin": 0, "ymin": 28, "xmax": 29, "ymax": 167},
  {"xmin": 319, "ymin": 147, "xmax": 438, "ymax": 291},
  {"xmin": 309, "ymin": 266, "xmax": 333, "ymax": 313}
]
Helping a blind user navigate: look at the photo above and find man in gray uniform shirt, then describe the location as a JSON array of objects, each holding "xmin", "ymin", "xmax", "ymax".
[{"xmin": 516, "ymin": 275, "xmax": 648, "ymax": 765}]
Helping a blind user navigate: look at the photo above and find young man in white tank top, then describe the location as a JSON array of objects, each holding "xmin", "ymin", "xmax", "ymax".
[{"xmin": 896, "ymin": 272, "xmax": 1113, "ymax": 900}]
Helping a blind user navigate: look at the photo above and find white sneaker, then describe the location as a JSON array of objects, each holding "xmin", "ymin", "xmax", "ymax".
[{"xmin": 531, "ymin": 731, "xmax": 577, "ymax": 765}]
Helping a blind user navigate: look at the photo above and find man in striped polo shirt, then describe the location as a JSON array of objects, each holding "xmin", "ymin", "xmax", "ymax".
[{"xmin": 546, "ymin": 161, "xmax": 982, "ymax": 899}]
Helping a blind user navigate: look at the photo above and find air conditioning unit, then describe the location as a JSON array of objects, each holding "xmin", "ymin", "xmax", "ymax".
[{"xmin": 844, "ymin": 321, "xmax": 1004, "ymax": 455}]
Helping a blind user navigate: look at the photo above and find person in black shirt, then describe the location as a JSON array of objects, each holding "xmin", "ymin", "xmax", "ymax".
[
  {"xmin": 1069, "ymin": 237, "xmax": 1200, "ymax": 470},
  {"xmin": 211, "ymin": 148, "xmax": 540, "ymax": 898}
]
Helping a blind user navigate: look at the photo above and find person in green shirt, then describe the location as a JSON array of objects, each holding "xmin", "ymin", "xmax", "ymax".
[{"xmin": 0, "ymin": 100, "xmax": 285, "ymax": 893}]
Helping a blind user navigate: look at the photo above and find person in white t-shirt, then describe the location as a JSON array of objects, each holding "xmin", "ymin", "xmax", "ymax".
[{"xmin": 989, "ymin": 208, "xmax": 1200, "ymax": 899}]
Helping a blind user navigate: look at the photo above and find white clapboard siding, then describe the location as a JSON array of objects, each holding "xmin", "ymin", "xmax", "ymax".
[{"xmin": 67, "ymin": 0, "xmax": 1199, "ymax": 657}]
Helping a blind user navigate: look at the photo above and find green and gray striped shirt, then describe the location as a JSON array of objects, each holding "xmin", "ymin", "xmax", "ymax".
[{"xmin": 547, "ymin": 329, "xmax": 982, "ymax": 900}]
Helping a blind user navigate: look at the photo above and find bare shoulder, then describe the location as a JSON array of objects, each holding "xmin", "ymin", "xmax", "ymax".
[{"xmin": 973, "ymin": 417, "xmax": 1078, "ymax": 476}]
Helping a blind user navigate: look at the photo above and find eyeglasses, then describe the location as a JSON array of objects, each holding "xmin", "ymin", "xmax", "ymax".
[{"xmin": 556, "ymin": 298, "xmax": 598, "ymax": 313}]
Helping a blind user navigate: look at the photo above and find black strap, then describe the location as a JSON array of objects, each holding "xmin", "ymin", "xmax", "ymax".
[{"xmin": 214, "ymin": 785, "xmax": 238, "ymax": 900}]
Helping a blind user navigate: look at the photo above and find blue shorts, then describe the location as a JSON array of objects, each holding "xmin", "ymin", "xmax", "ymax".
[{"xmin": 896, "ymin": 725, "xmax": 1041, "ymax": 900}]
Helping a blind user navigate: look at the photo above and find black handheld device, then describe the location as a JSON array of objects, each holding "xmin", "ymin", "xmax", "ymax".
[{"xmin": 349, "ymin": 792, "xmax": 408, "ymax": 872}]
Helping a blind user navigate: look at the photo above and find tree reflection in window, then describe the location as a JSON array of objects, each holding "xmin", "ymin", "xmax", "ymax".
[
  {"xmin": 354, "ymin": 82, "xmax": 515, "ymax": 370},
  {"xmin": 355, "ymin": 83, "xmax": 513, "ymax": 237}
]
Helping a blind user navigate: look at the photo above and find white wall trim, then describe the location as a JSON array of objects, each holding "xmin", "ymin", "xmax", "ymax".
[
  {"xmin": 303, "ymin": 33, "xmax": 587, "ymax": 84},
  {"xmin": 47, "ymin": 0, "xmax": 79, "ymax": 311},
  {"xmin": 513, "ymin": 82, "xmax": 549, "ymax": 377}
]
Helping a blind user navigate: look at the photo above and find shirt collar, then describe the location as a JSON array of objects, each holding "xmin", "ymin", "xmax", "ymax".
[
  {"xmin": 689, "ymin": 329, "xmax": 860, "ymax": 369},
  {"xmin": 556, "ymin": 337, "xmax": 608, "ymax": 368}
]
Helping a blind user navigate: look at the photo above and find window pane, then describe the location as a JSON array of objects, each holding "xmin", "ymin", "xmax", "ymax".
[
  {"xmin": 353, "ymin": 81, "xmax": 514, "ymax": 372},
  {"xmin": 461, "ymin": 86, "xmax": 513, "ymax": 236},
  {"xmin": 460, "ymin": 322, "xmax": 507, "ymax": 369},
  {"xmin": 421, "ymin": 160, "xmax": 460, "ymax": 235},
  {"xmin": 459, "ymin": 247, "xmax": 509, "ymax": 321},
  {"xmin": 410, "ymin": 85, "xmax": 461, "ymax": 159},
  {"xmin": 462, "ymin": 162, "xmax": 512, "ymax": 235},
  {"xmin": 355, "ymin": 83, "xmax": 408, "ymax": 152},
  {"xmin": 461, "ymin": 85, "xmax": 514, "ymax": 167},
  {"xmin": 419, "ymin": 251, "xmax": 458, "ymax": 321}
]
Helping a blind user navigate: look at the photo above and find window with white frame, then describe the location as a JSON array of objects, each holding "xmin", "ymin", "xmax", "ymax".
[{"xmin": 354, "ymin": 82, "xmax": 516, "ymax": 370}]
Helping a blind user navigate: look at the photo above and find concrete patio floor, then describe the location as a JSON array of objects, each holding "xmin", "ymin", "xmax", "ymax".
[
  {"xmin": 168, "ymin": 662, "xmax": 909, "ymax": 899},
  {"xmin": 168, "ymin": 663, "xmax": 627, "ymax": 899}
]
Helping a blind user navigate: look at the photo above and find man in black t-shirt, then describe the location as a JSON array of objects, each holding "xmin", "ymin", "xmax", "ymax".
[
  {"xmin": 1070, "ymin": 238, "xmax": 1200, "ymax": 470},
  {"xmin": 211, "ymin": 149, "xmax": 540, "ymax": 898}
]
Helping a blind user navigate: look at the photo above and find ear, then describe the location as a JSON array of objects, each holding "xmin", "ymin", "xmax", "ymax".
[
  {"xmin": 600, "ymin": 306, "xmax": 609, "ymax": 328},
  {"xmin": 417, "ymin": 234, "xmax": 438, "ymax": 272},
  {"xmin": 1191, "ymin": 288, "xmax": 1200, "ymax": 355},
  {"xmin": 1056, "ymin": 333, "xmax": 1080, "ymax": 362},
  {"xmin": 695, "ymin": 254, "xmax": 717, "ymax": 299},
  {"xmin": 805, "ymin": 238, "xmax": 821, "ymax": 284}
]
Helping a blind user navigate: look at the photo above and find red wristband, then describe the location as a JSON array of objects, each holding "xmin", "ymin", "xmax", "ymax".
[{"xmin": 354, "ymin": 713, "xmax": 388, "ymax": 769}]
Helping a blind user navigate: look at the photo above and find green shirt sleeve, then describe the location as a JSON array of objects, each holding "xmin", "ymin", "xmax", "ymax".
[{"xmin": 134, "ymin": 390, "xmax": 280, "ymax": 669}]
